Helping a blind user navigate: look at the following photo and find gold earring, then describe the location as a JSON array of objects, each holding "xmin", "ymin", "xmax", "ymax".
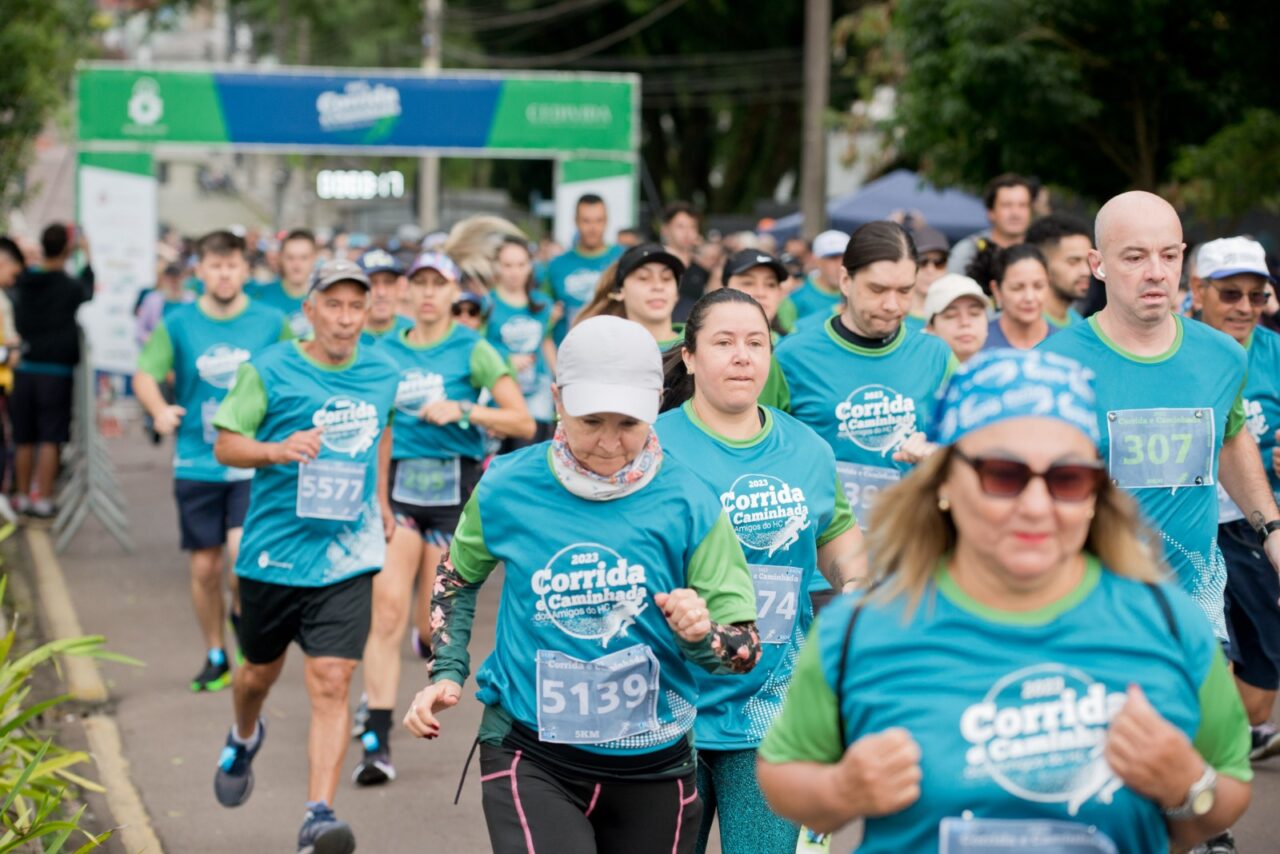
[{"xmin": 938, "ymin": 496, "xmax": 951, "ymax": 512}]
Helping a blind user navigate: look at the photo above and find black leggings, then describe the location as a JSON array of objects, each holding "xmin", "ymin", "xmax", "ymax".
[{"xmin": 479, "ymin": 743, "xmax": 702, "ymax": 854}]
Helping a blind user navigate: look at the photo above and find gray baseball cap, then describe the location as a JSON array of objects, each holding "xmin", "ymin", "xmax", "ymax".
[
  {"xmin": 309, "ymin": 258, "xmax": 370, "ymax": 294},
  {"xmin": 556, "ymin": 316, "xmax": 663, "ymax": 424}
]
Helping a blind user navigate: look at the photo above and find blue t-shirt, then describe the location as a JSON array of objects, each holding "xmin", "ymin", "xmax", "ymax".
[
  {"xmin": 360, "ymin": 315, "xmax": 413, "ymax": 346},
  {"xmin": 484, "ymin": 293, "xmax": 554, "ymax": 422},
  {"xmin": 789, "ymin": 274, "xmax": 843, "ymax": 320},
  {"xmin": 984, "ymin": 314, "xmax": 1057, "ymax": 350},
  {"xmin": 770, "ymin": 563, "xmax": 1236, "ymax": 854},
  {"xmin": 138, "ymin": 300, "xmax": 289, "ymax": 483},
  {"xmin": 213, "ymin": 341, "xmax": 398, "ymax": 587},
  {"xmin": 1218, "ymin": 327, "xmax": 1280, "ymax": 523},
  {"xmin": 380, "ymin": 323, "xmax": 512, "ymax": 462},
  {"xmin": 247, "ymin": 279, "xmax": 310, "ymax": 338},
  {"xmin": 543, "ymin": 244, "xmax": 624, "ymax": 343},
  {"xmin": 1040, "ymin": 315, "xmax": 1246, "ymax": 638},
  {"xmin": 656, "ymin": 402, "xmax": 853, "ymax": 749},
  {"xmin": 775, "ymin": 317, "xmax": 955, "ymax": 545},
  {"xmin": 1046, "ymin": 306, "xmax": 1086, "ymax": 329}
]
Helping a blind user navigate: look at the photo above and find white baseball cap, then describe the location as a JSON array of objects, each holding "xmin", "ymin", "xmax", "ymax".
[
  {"xmin": 813, "ymin": 229, "xmax": 850, "ymax": 259},
  {"xmin": 556, "ymin": 316, "xmax": 663, "ymax": 423},
  {"xmin": 924, "ymin": 274, "xmax": 992, "ymax": 322},
  {"xmin": 1197, "ymin": 236, "xmax": 1276, "ymax": 283}
]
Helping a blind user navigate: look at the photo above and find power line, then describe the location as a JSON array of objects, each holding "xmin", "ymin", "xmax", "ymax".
[{"xmin": 447, "ymin": 0, "xmax": 613, "ymax": 32}]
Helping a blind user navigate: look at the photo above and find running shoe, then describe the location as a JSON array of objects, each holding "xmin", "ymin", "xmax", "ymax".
[
  {"xmin": 1250, "ymin": 722, "xmax": 1280, "ymax": 761},
  {"xmin": 191, "ymin": 650, "xmax": 231, "ymax": 693},
  {"xmin": 25, "ymin": 499, "xmax": 56, "ymax": 519},
  {"xmin": 1190, "ymin": 830, "xmax": 1237, "ymax": 854},
  {"xmin": 797, "ymin": 827, "xmax": 832, "ymax": 852},
  {"xmin": 352, "ymin": 731, "xmax": 395, "ymax": 786},
  {"xmin": 297, "ymin": 802, "xmax": 355, "ymax": 854},
  {"xmin": 214, "ymin": 718, "xmax": 264, "ymax": 807}
]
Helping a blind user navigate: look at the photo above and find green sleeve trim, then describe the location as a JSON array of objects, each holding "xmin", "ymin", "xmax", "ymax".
[
  {"xmin": 757, "ymin": 623, "xmax": 843, "ymax": 764},
  {"xmin": 211, "ymin": 363, "xmax": 268, "ymax": 436},
  {"xmin": 449, "ymin": 492, "xmax": 499, "ymax": 583},
  {"xmin": 136, "ymin": 322, "xmax": 174, "ymax": 380},
  {"xmin": 817, "ymin": 472, "xmax": 856, "ymax": 545},
  {"xmin": 760, "ymin": 357, "xmax": 791, "ymax": 412},
  {"xmin": 942, "ymin": 352, "xmax": 959, "ymax": 386},
  {"xmin": 686, "ymin": 513, "xmax": 757, "ymax": 625},
  {"xmin": 1192, "ymin": 646, "xmax": 1253, "ymax": 782},
  {"xmin": 469, "ymin": 339, "xmax": 514, "ymax": 392},
  {"xmin": 1225, "ymin": 385, "xmax": 1246, "ymax": 439},
  {"xmin": 279, "ymin": 317, "xmax": 296, "ymax": 341}
]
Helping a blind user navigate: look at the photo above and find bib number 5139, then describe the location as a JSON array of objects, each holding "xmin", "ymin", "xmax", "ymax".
[{"xmin": 536, "ymin": 646, "xmax": 659, "ymax": 745}]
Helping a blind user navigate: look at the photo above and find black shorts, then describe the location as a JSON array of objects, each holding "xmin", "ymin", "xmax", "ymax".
[
  {"xmin": 173, "ymin": 479, "xmax": 251, "ymax": 551},
  {"xmin": 237, "ymin": 572, "xmax": 374, "ymax": 664},
  {"xmin": 1220, "ymin": 519, "xmax": 1280, "ymax": 690},
  {"xmin": 388, "ymin": 456, "xmax": 482, "ymax": 546},
  {"xmin": 10, "ymin": 371, "xmax": 73, "ymax": 445}
]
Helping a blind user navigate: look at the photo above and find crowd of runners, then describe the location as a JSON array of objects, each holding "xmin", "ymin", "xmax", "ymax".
[{"xmin": 114, "ymin": 179, "xmax": 1280, "ymax": 853}]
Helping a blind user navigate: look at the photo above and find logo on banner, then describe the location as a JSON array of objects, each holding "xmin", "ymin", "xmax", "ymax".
[
  {"xmin": 312, "ymin": 396, "xmax": 380, "ymax": 455},
  {"xmin": 525, "ymin": 102, "xmax": 613, "ymax": 127},
  {"xmin": 196, "ymin": 344, "xmax": 251, "ymax": 389},
  {"xmin": 531, "ymin": 543, "xmax": 649, "ymax": 647},
  {"xmin": 316, "ymin": 81, "xmax": 402, "ymax": 131},
  {"xmin": 835, "ymin": 384, "xmax": 917, "ymax": 453},
  {"xmin": 125, "ymin": 77, "xmax": 166, "ymax": 134},
  {"xmin": 959, "ymin": 663, "xmax": 1127, "ymax": 816},
  {"xmin": 720, "ymin": 474, "xmax": 810, "ymax": 556}
]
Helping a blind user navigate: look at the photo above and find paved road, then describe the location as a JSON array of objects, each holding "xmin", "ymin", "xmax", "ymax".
[{"xmin": 54, "ymin": 435, "xmax": 1278, "ymax": 852}]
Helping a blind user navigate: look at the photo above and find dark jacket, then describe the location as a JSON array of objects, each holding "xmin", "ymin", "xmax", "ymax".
[{"xmin": 13, "ymin": 265, "xmax": 95, "ymax": 367}]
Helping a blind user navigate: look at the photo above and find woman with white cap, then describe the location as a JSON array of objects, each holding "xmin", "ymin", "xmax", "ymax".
[
  {"xmin": 353, "ymin": 250, "xmax": 534, "ymax": 787},
  {"xmin": 576, "ymin": 243, "xmax": 687, "ymax": 350},
  {"xmin": 758, "ymin": 349, "xmax": 1253, "ymax": 853},
  {"xmin": 924, "ymin": 274, "xmax": 992, "ymax": 363},
  {"xmin": 404, "ymin": 315, "xmax": 761, "ymax": 853}
]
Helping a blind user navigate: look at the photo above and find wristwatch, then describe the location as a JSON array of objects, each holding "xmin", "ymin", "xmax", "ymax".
[
  {"xmin": 458, "ymin": 401, "xmax": 474, "ymax": 430},
  {"xmin": 1257, "ymin": 519, "xmax": 1280, "ymax": 547},
  {"xmin": 1163, "ymin": 764, "xmax": 1217, "ymax": 820}
]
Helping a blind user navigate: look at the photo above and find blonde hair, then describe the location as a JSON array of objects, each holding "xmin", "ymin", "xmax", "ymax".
[
  {"xmin": 865, "ymin": 448, "xmax": 1163, "ymax": 613},
  {"xmin": 572, "ymin": 260, "xmax": 623, "ymax": 326}
]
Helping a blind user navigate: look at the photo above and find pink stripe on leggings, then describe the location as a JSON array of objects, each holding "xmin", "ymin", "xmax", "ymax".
[
  {"xmin": 672, "ymin": 778, "xmax": 698, "ymax": 854},
  {"xmin": 584, "ymin": 783, "xmax": 602, "ymax": 818},
  {"xmin": 478, "ymin": 750, "xmax": 536, "ymax": 853}
]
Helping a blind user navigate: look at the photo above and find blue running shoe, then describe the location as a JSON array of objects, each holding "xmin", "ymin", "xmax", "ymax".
[
  {"xmin": 214, "ymin": 718, "xmax": 264, "ymax": 807},
  {"xmin": 297, "ymin": 802, "xmax": 355, "ymax": 854}
]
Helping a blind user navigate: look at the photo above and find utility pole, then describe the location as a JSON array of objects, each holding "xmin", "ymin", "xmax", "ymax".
[
  {"xmin": 419, "ymin": 0, "xmax": 443, "ymax": 232},
  {"xmin": 800, "ymin": 0, "xmax": 830, "ymax": 240}
]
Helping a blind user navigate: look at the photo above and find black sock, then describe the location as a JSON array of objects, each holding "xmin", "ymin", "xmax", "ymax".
[{"xmin": 366, "ymin": 708, "xmax": 392, "ymax": 747}]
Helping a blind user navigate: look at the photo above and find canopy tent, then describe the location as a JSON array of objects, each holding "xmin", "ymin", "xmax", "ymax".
[{"xmin": 769, "ymin": 169, "xmax": 989, "ymax": 244}]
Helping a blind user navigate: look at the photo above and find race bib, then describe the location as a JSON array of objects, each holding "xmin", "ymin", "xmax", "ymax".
[
  {"xmin": 836, "ymin": 461, "xmax": 901, "ymax": 529},
  {"xmin": 391, "ymin": 457, "xmax": 460, "ymax": 507},
  {"xmin": 751, "ymin": 564, "xmax": 802, "ymax": 644},
  {"xmin": 296, "ymin": 459, "xmax": 366, "ymax": 521},
  {"xmin": 1106, "ymin": 408, "xmax": 1214, "ymax": 489},
  {"xmin": 201, "ymin": 398, "xmax": 220, "ymax": 445},
  {"xmin": 536, "ymin": 646, "xmax": 659, "ymax": 745},
  {"xmin": 938, "ymin": 817, "xmax": 1117, "ymax": 853}
]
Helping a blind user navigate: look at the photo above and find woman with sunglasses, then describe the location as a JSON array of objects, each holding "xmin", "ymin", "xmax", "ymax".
[
  {"xmin": 484, "ymin": 237, "xmax": 558, "ymax": 447},
  {"xmin": 656, "ymin": 287, "xmax": 864, "ymax": 854},
  {"xmin": 353, "ymin": 251, "xmax": 534, "ymax": 787},
  {"xmin": 403, "ymin": 315, "xmax": 761, "ymax": 853},
  {"xmin": 451, "ymin": 292, "xmax": 485, "ymax": 330},
  {"xmin": 759, "ymin": 348, "xmax": 1253, "ymax": 853},
  {"xmin": 577, "ymin": 243, "xmax": 686, "ymax": 351},
  {"xmin": 970, "ymin": 244, "xmax": 1056, "ymax": 350}
]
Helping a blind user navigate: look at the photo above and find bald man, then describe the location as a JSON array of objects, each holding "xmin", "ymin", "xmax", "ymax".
[{"xmin": 1042, "ymin": 192, "xmax": 1280, "ymax": 640}]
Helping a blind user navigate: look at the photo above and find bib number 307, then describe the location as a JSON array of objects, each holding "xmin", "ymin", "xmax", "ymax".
[
  {"xmin": 1107, "ymin": 408, "xmax": 1214, "ymax": 490},
  {"xmin": 536, "ymin": 646, "xmax": 659, "ymax": 745}
]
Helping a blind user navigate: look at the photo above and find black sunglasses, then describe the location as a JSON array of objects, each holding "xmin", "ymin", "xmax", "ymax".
[
  {"xmin": 951, "ymin": 448, "xmax": 1105, "ymax": 502},
  {"xmin": 1207, "ymin": 281, "xmax": 1268, "ymax": 307},
  {"xmin": 452, "ymin": 303, "xmax": 482, "ymax": 318}
]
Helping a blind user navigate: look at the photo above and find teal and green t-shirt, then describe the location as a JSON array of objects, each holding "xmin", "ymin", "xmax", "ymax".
[
  {"xmin": 247, "ymin": 279, "xmax": 310, "ymax": 338},
  {"xmin": 360, "ymin": 314, "xmax": 413, "ymax": 346},
  {"xmin": 1045, "ymin": 306, "xmax": 1085, "ymax": 330},
  {"xmin": 213, "ymin": 340, "xmax": 398, "ymax": 587},
  {"xmin": 433, "ymin": 444, "xmax": 758, "ymax": 756},
  {"xmin": 760, "ymin": 559, "xmax": 1252, "ymax": 854},
  {"xmin": 1040, "ymin": 315, "xmax": 1246, "ymax": 638},
  {"xmin": 543, "ymin": 244, "xmax": 624, "ymax": 343},
  {"xmin": 1220, "ymin": 326, "xmax": 1280, "ymax": 522},
  {"xmin": 656, "ymin": 402, "xmax": 853, "ymax": 750},
  {"xmin": 789, "ymin": 274, "xmax": 842, "ymax": 320},
  {"xmin": 483, "ymin": 293, "xmax": 554, "ymax": 423},
  {"xmin": 381, "ymin": 322, "xmax": 513, "ymax": 462},
  {"xmin": 137, "ymin": 300, "xmax": 291, "ymax": 483}
]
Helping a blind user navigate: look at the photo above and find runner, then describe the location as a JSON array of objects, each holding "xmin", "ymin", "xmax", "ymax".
[
  {"xmin": 1190, "ymin": 236, "xmax": 1280, "ymax": 762},
  {"xmin": 946, "ymin": 173, "xmax": 1035, "ymax": 275},
  {"xmin": 758, "ymin": 348, "xmax": 1253, "ymax": 854},
  {"xmin": 788, "ymin": 230, "xmax": 847, "ymax": 322},
  {"xmin": 543, "ymin": 194, "xmax": 623, "ymax": 344},
  {"xmin": 1040, "ymin": 192, "xmax": 1280, "ymax": 647},
  {"xmin": 970, "ymin": 243, "xmax": 1056, "ymax": 350},
  {"xmin": 774, "ymin": 221, "xmax": 954, "ymax": 607},
  {"xmin": 354, "ymin": 250, "xmax": 533, "ymax": 786},
  {"xmin": 134, "ymin": 230, "xmax": 291, "ymax": 692},
  {"xmin": 1027, "ymin": 213, "xmax": 1093, "ymax": 328},
  {"xmin": 210, "ymin": 258, "xmax": 398, "ymax": 854},
  {"xmin": 248, "ymin": 228, "xmax": 317, "ymax": 338},
  {"xmin": 923, "ymin": 274, "xmax": 991, "ymax": 363},
  {"xmin": 577, "ymin": 242, "xmax": 686, "ymax": 351},
  {"xmin": 656, "ymin": 288, "xmax": 863, "ymax": 854},
  {"xmin": 357, "ymin": 248, "xmax": 412, "ymax": 344},
  {"xmin": 718, "ymin": 248, "xmax": 793, "ymax": 408},
  {"xmin": 484, "ymin": 237, "xmax": 557, "ymax": 446},
  {"xmin": 452, "ymin": 292, "xmax": 484, "ymax": 331},
  {"xmin": 906, "ymin": 225, "xmax": 950, "ymax": 332},
  {"xmin": 403, "ymin": 315, "xmax": 761, "ymax": 854}
]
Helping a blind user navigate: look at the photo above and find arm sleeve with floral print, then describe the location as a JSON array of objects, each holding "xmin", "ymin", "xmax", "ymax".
[
  {"xmin": 429, "ymin": 492, "xmax": 499, "ymax": 687},
  {"xmin": 679, "ymin": 512, "xmax": 762, "ymax": 675}
]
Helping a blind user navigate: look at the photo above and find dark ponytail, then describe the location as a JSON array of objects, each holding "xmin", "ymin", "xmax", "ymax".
[
  {"xmin": 968, "ymin": 242, "xmax": 1047, "ymax": 296},
  {"xmin": 660, "ymin": 288, "xmax": 771, "ymax": 413},
  {"xmin": 842, "ymin": 221, "xmax": 918, "ymax": 276}
]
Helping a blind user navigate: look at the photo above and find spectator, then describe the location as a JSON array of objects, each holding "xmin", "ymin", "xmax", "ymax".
[
  {"xmin": 0, "ymin": 238, "xmax": 24, "ymax": 522},
  {"xmin": 11, "ymin": 223, "xmax": 95, "ymax": 518},
  {"xmin": 947, "ymin": 174, "xmax": 1036, "ymax": 275}
]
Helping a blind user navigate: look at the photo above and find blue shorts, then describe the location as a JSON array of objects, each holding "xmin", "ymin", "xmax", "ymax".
[
  {"xmin": 173, "ymin": 479, "xmax": 251, "ymax": 551},
  {"xmin": 1220, "ymin": 519, "xmax": 1280, "ymax": 690}
]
